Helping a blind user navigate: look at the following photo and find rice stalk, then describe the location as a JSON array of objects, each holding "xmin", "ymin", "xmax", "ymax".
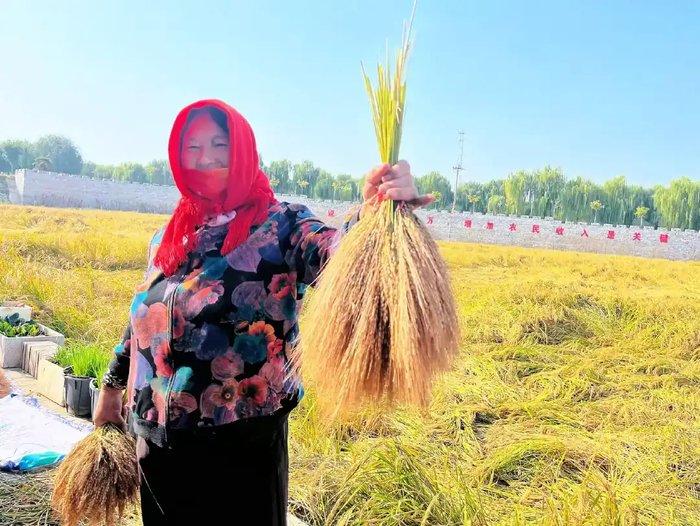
[
  {"xmin": 51, "ymin": 423, "xmax": 139, "ymax": 526},
  {"xmin": 293, "ymin": 1, "xmax": 460, "ymax": 421}
]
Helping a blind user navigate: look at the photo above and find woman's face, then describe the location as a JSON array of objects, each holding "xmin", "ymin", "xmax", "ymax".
[{"xmin": 181, "ymin": 111, "xmax": 230, "ymax": 170}]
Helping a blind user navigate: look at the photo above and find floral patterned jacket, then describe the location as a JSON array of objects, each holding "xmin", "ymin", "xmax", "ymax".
[{"xmin": 103, "ymin": 201, "xmax": 359, "ymax": 447}]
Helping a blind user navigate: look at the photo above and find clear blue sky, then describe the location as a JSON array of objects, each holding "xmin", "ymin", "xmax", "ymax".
[{"xmin": 1, "ymin": 1, "xmax": 698, "ymax": 188}]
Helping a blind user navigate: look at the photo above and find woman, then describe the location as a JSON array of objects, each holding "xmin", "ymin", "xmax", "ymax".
[{"xmin": 93, "ymin": 98, "xmax": 432, "ymax": 525}]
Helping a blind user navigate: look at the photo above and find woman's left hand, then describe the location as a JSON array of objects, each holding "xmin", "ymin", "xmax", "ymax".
[{"xmin": 362, "ymin": 160, "xmax": 435, "ymax": 209}]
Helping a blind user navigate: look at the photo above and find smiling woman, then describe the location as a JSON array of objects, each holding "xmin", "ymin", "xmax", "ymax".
[
  {"xmin": 180, "ymin": 106, "xmax": 231, "ymax": 202},
  {"xmin": 181, "ymin": 107, "xmax": 230, "ymax": 169},
  {"xmin": 64, "ymin": 95, "xmax": 426, "ymax": 526}
]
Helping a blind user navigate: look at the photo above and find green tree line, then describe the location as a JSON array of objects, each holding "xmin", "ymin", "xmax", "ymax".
[{"xmin": 1, "ymin": 135, "xmax": 697, "ymax": 229}]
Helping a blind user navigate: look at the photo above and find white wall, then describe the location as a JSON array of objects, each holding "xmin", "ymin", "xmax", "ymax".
[
  {"xmin": 7, "ymin": 169, "xmax": 699, "ymax": 261},
  {"xmin": 12, "ymin": 169, "xmax": 180, "ymax": 213}
]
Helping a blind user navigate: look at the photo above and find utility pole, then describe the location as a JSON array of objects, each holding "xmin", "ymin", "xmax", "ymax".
[{"xmin": 451, "ymin": 131, "xmax": 465, "ymax": 213}]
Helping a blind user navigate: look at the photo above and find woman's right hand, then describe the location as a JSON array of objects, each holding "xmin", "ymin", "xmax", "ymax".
[
  {"xmin": 361, "ymin": 161, "xmax": 435, "ymax": 216},
  {"xmin": 92, "ymin": 386, "xmax": 127, "ymax": 431}
]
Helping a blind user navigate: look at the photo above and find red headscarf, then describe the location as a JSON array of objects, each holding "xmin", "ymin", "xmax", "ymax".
[{"xmin": 153, "ymin": 99, "xmax": 277, "ymax": 276}]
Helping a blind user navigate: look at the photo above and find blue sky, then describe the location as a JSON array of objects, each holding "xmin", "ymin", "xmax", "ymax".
[{"xmin": 1, "ymin": 1, "xmax": 698, "ymax": 188}]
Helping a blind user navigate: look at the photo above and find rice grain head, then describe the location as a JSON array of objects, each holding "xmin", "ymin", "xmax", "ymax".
[
  {"xmin": 295, "ymin": 200, "xmax": 460, "ymax": 421},
  {"xmin": 51, "ymin": 423, "xmax": 139, "ymax": 526}
]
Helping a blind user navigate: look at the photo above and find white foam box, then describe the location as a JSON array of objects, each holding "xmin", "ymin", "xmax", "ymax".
[
  {"xmin": 0, "ymin": 324, "xmax": 65, "ymax": 369},
  {"xmin": 37, "ymin": 358, "xmax": 70, "ymax": 407},
  {"xmin": 22, "ymin": 341, "xmax": 59, "ymax": 378},
  {"xmin": 0, "ymin": 302, "xmax": 32, "ymax": 322}
]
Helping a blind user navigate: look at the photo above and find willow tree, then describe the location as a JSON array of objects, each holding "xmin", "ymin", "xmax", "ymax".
[
  {"xmin": 533, "ymin": 166, "xmax": 565, "ymax": 218},
  {"xmin": 487, "ymin": 194, "xmax": 505, "ymax": 214},
  {"xmin": 456, "ymin": 181, "xmax": 486, "ymax": 212},
  {"xmin": 560, "ymin": 177, "xmax": 600, "ymax": 222},
  {"xmin": 504, "ymin": 170, "xmax": 529, "ymax": 215},
  {"xmin": 653, "ymin": 177, "xmax": 700, "ymax": 229},
  {"xmin": 415, "ymin": 171, "xmax": 453, "ymax": 210}
]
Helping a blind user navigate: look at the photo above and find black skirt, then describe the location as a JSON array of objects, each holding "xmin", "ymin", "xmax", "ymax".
[{"xmin": 136, "ymin": 399, "xmax": 296, "ymax": 526}]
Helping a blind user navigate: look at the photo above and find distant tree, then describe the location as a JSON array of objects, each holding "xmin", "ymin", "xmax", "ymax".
[
  {"xmin": 331, "ymin": 180, "xmax": 346, "ymax": 202},
  {"xmin": 0, "ymin": 150, "xmax": 12, "ymax": 172},
  {"xmin": 33, "ymin": 135, "xmax": 83, "ymax": 174},
  {"xmin": 561, "ymin": 177, "xmax": 599, "ymax": 222},
  {"xmin": 335, "ymin": 174, "xmax": 357, "ymax": 202},
  {"xmin": 0, "ymin": 140, "xmax": 35, "ymax": 169},
  {"xmin": 590, "ymin": 200, "xmax": 605, "ymax": 223},
  {"xmin": 653, "ymin": 177, "xmax": 700, "ymax": 230},
  {"xmin": 634, "ymin": 206, "xmax": 650, "ymax": 227},
  {"xmin": 113, "ymin": 162, "xmax": 147, "ymax": 183},
  {"xmin": 532, "ymin": 166, "xmax": 565, "ymax": 217},
  {"xmin": 298, "ymin": 179, "xmax": 309, "ymax": 196},
  {"xmin": 81, "ymin": 161, "xmax": 96, "ymax": 178},
  {"xmin": 456, "ymin": 182, "xmax": 485, "ymax": 212},
  {"xmin": 93, "ymin": 164, "xmax": 115, "ymax": 181},
  {"xmin": 0, "ymin": 175, "xmax": 8, "ymax": 200},
  {"xmin": 3, "ymin": 131, "xmax": 697, "ymax": 229},
  {"xmin": 266, "ymin": 160, "xmax": 292, "ymax": 193},
  {"xmin": 415, "ymin": 171, "xmax": 453, "ymax": 210},
  {"xmin": 504, "ymin": 171, "xmax": 528, "ymax": 215},
  {"xmin": 145, "ymin": 160, "xmax": 171, "ymax": 185},
  {"xmin": 293, "ymin": 161, "xmax": 320, "ymax": 194},
  {"xmin": 487, "ymin": 194, "xmax": 505, "ymax": 214},
  {"xmin": 33, "ymin": 157, "xmax": 53, "ymax": 171},
  {"xmin": 313, "ymin": 170, "xmax": 334, "ymax": 200}
]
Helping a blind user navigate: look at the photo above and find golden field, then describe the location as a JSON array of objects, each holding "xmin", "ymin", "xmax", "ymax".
[{"xmin": 0, "ymin": 203, "xmax": 698, "ymax": 526}]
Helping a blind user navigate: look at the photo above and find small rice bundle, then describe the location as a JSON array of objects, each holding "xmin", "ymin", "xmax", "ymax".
[
  {"xmin": 51, "ymin": 423, "xmax": 140, "ymax": 526},
  {"xmin": 293, "ymin": 2, "xmax": 460, "ymax": 420}
]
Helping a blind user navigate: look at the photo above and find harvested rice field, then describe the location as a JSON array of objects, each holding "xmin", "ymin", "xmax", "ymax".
[{"xmin": 0, "ymin": 203, "xmax": 698, "ymax": 525}]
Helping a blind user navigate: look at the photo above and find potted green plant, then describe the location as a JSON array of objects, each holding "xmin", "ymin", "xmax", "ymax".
[
  {"xmin": 63, "ymin": 344, "xmax": 112, "ymax": 418},
  {"xmin": 0, "ymin": 313, "xmax": 65, "ymax": 368}
]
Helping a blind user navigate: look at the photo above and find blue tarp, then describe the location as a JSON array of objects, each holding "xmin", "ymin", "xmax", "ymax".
[{"xmin": 0, "ymin": 393, "xmax": 92, "ymax": 472}]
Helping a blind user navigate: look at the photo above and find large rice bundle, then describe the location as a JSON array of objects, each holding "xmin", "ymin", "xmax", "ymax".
[
  {"xmin": 51, "ymin": 423, "xmax": 139, "ymax": 526},
  {"xmin": 293, "ymin": 2, "xmax": 460, "ymax": 420}
]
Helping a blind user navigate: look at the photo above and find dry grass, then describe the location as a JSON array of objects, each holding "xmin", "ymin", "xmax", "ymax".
[
  {"xmin": 0, "ymin": 203, "xmax": 699, "ymax": 525},
  {"xmin": 0, "ymin": 470, "xmax": 142, "ymax": 526},
  {"xmin": 0, "ymin": 470, "xmax": 60, "ymax": 525},
  {"xmin": 51, "ymin": 424, "xmax": 139, "ymax": 526}
]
